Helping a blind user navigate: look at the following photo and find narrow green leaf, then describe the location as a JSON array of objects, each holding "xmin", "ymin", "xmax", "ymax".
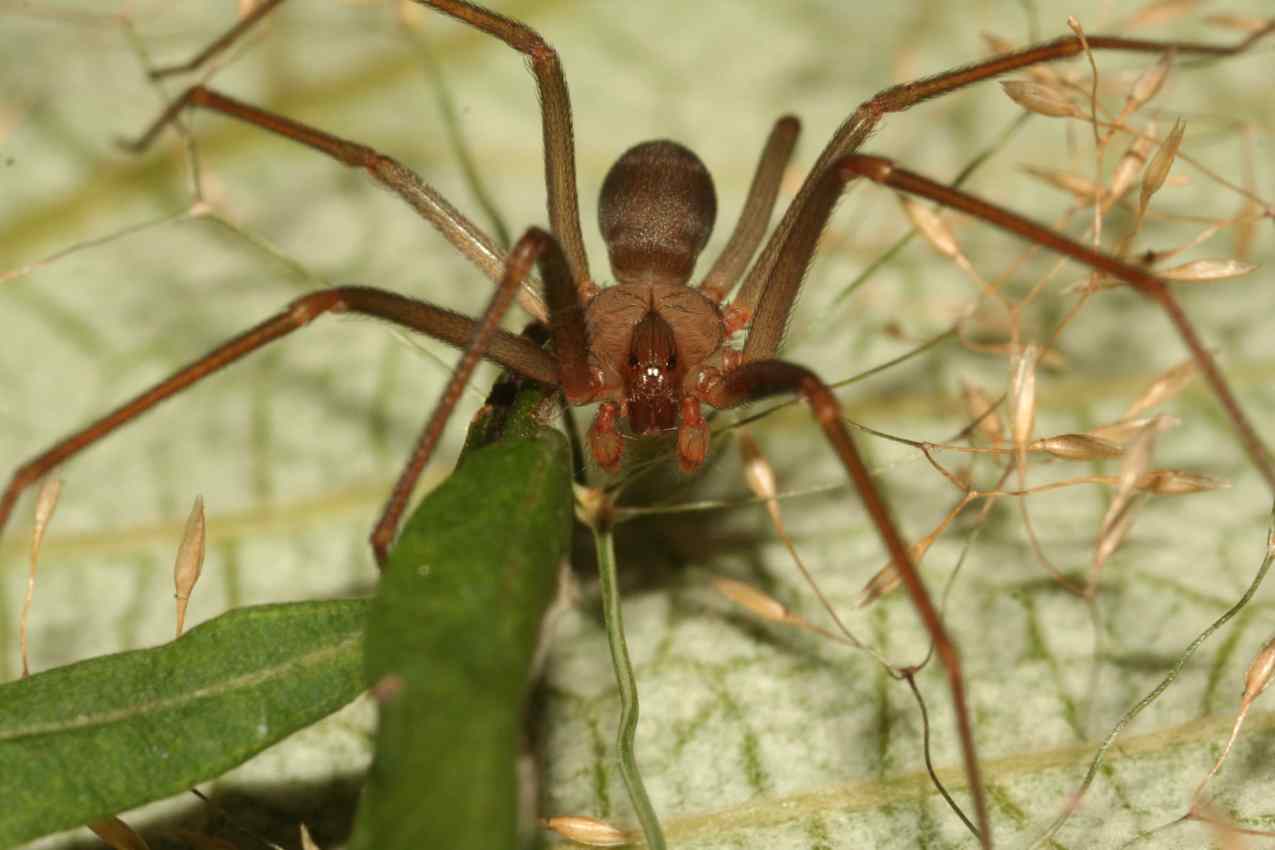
[
  {"xmin": 0, "ymin": 599, "xmax": 368, "ymax": 847},
  {"xmin": 349, "ymin": 380, "xmax": 573, "ymax": 850}
]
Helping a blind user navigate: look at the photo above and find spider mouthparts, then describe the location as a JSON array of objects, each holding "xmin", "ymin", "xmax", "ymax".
[{"xmin": 627, "ymin": 395, "xmax": 678, "ymax": 434}]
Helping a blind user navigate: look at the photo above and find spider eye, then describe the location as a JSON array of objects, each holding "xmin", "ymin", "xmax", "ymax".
[
  {"xmin": 666, "ymin": 353, "xmax": 677, "ymax": 370},
  {"xmin": 628, "ymin": 353, "xmax": 639, "ymax": 368}
]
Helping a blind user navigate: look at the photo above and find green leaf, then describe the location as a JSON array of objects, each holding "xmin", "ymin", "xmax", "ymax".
[
  {"xmin": 0, "ymin": 599, "xmax": 367, "ymax": 847},
  {"xmin": 350, "ymin": 380, "xmax": 573, "ymax": 850}
]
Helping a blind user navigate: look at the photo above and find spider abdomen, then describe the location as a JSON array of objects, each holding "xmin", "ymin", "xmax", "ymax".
[{"xmin": 598, "ymin": 139, "xmax": 718, "ymax": 288}]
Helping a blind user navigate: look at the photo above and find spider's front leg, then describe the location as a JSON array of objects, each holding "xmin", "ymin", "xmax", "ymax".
[
  {"xmin": 840, "ymin": 153, "xmax": 1275, "ymax": 493},
  {"xmin": 731, "ymin": 20, "xmax": 1275, "ymax": 326},
  {"xmin": 726, "ymin": 150, "xmax": 995, "ymax": 845},
  {"xmin": 0, "ymin": 232, "xmax": 570, "ymax": 567},
  {"xmin": 718, "ymin": 139, "xmax": 1275, "ymax": 849}
]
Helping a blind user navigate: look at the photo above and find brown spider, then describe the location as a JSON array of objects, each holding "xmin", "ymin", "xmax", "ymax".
[{"xmin": 3, "ymin": 2, "xmax": 1274, "ymax": 847}]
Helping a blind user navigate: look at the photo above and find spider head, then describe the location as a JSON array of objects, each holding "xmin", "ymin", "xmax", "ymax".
[
  {"xmin": 598, "ymin": 139, "xmax": 717, "ymax": 287},
  {"xmin": 624, "ymin": 310, "xmax": 682, "ymax": 434}
]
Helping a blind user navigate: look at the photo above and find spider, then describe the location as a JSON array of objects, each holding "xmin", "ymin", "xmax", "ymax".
[{"xmin": 3, "ymin": 2, "xmax": 1274, "ymax": 846}]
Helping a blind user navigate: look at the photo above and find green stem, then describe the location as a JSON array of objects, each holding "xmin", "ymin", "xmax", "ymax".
[{"xmin": 592, "ymin": 517, "xmax": 667, "ymax": 850}]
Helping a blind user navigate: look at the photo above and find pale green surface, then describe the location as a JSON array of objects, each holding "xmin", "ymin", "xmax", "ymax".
[{"xmin": 1, "ymin": 2, "xmax": 1274, "ymax": 848}]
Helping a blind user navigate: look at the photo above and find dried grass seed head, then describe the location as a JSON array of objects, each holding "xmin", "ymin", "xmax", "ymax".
[
  {"xmin": 542, "ymin": 815, "xmax": 630, "ymax": 847},
  {"xmin": 1242, "ymin": 636, "xmax": 1275, "ymax": 707},
  {"xmin": 1141, "ymin": 118, "xmax": 1186, "ymax": 210},
  {"xmin": 1159, "ymin": 258, "xmax": 1257, "ymax": 283},
  {"xmin": 1001, "ymin": 79, "xmax": 1084, "ymax": 118},
  {"xmin": 712, "ymin": 576, "xmax": 790, "ymax": 624},
  {"xmin": 1125, "ymin": 49, "xmax": 1174, "ymax": 113}
]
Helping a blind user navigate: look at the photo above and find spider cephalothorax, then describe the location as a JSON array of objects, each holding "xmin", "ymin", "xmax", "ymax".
[{"xmin": 581, "ymin": 139, "xmax": 729, "ymax": 471}]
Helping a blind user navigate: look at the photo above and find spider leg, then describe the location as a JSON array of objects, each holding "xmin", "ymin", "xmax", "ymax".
[
  {"xmin": 705, "ymin": 359, "xmax": 988, "ymax": 846},
  {"xmin": 128, "ymin": 0, "xmax": 596, "ymax": 301},
  {"xmin": 720, "ymin": 141, "xmax": 1275, "ymax": 843},
  {"xmin": 147, "ymin": 0, "xmax": 287, "ymax": 80},
  {"xmin": 841, "ymin": 152, "xmax": 1275, "ymax": 495},
  {"xmin": 372, "ymin": 227, "xmax": 568, "ymax": 563},
  {"xmin": 425, "ymin": 0, "xmax": 592, "ymax": 294},
  {"xmin": 731, "ymin": 20, "xmax": 1275, "ymax": 321},
  {"xmin": 121, "ymin": 86, "xmax": 548, "ymax": 323},
  {"xmin": 0, "ymin": 276, "xmax": 558, "ymax": 563},
  {"xmin": 724, "ymin": 150, "xmax": 993, "ymax": 843},
  {"xmin": 737, "ymin": 145, "xmax": 859, "ymax": 364},
  {"xmin": 699, "ymin": 115, "xmax": 801, "ymax": 306},
  {"xmin": 540, "ymin": 224, "xmax": 596, "ymax": 406}
]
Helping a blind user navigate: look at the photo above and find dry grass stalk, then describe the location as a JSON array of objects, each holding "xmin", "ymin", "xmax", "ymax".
[
  {"xmin": 1192, "ymin": 635, "xmax": 1275, "ymax": 804},
  {"xmin": 1087, "ymin": 414, "xmax": 1179, "ymax": 445},
  {"xmin": 1123, "ymin": 359, "xmax": 1196, "ymax": 419},
  {"xmin": 1204, "ymin": 13, "xmax": 1271, "ymax": 34},
  {"xmin": 898, "ymin": 194, "xmax": 1009, "ymax": 308},
  {"xmin": 1193, "ymin": 799, "xmax": 1256, "ymax": 850},
  {"xmin": 1066, "ymin": 16, "xmax": 1100, "ymax": 141},
  {"xmin": 1092, "ymin": 506, "xmax": 1137, "ymax": 577},
  {"xmin": 857, "ymin": 493, "xmax": 975, "ymax": 608},
  {"xmin": 1090, "ymin": 422, "xmax": 1158, "ymax": 582},
  {"xmin": 960, "ymin": 378, "xmax": 1005, "ymax": 446},
  {"xmin": 1112, "ymin": 422, "xmax": 1157, "ymax": 510},
  {"xmin": 1002, "ymin": 341, "xmax": 1084, "ymax": 592},
  {"xmin": 736, "ymin": 433, "xmax": 866, "ymax": 648},
  {"xmin": 959, "ymin": 332, "xmax": 1067, "ymax": 370}
]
